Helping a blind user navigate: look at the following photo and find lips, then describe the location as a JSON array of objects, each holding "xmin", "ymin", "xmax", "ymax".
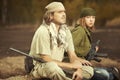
[{"xmin": 89, "ymin": 23, "xmax": 93, "ymax": 25}]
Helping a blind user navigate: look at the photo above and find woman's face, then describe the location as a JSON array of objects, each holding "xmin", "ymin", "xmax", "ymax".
[{"xmin": 84, "ymin": 16, "xmax": 95, "ymax": 28}]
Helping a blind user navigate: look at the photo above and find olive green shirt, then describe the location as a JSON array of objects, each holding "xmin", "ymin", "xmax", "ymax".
[{"xmin": 71, "ymin": 26, "xmax": 91, "ymax": 57}]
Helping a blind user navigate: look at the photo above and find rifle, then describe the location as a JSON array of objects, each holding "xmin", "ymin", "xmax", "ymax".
[
  {"xmin": 9, "ymin": 48, "xmax": 74, "ymax": 75},
  {"xmin": 9, "ymin": 48, "xmax": 47, "ymax": 73},
  {"xmin": 10, "ymin": 47, "xmax": 46, "ymax": 63},
  {"xmin": 85, "ymin": 40, "xmax": 108, "ymax": 62}
]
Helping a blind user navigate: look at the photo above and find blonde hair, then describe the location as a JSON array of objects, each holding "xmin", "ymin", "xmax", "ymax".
[{"xmin": 77, "ymin": 17, "xmax": 95, "ymax": 31}]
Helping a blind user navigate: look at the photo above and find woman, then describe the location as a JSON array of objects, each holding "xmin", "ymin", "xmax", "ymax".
[
  {"xmin": 72, "ymin": 7, "xmax": 96, "ymax": 58},
  {"xmin": 71, "ymin": 8, "xmax": 119, "ymax": 80}
]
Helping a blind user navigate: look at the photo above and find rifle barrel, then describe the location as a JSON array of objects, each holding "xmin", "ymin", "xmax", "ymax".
[{"xmin": 10, "ymin": 48, "xmax": 32, "ymax": 58}]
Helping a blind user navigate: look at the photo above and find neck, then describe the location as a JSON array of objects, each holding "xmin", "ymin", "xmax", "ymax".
[{"xmin": 55, "ymin": 24, "xmax": 60, "ymax": 32}]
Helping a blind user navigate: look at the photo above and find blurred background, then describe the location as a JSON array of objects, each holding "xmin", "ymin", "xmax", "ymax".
[
  {"xmin": 0, "ymin": 0, "xmax": 120, "ymax": 79},
  {"xmin": 0, "ymin": 0, "xmax": 120, "ymax": 27}
]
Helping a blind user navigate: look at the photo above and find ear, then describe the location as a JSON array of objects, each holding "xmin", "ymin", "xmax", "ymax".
[
  {"xmin": 76, "ymin": 18, "xmax": 80, "ymax": 24},
  {"xmin": 50, "ymin": 13, "xmax": 53, "ymax": 20},
  {"xmin": 47, "ymin": 13, "xmax": 53, "ymax": 23}
]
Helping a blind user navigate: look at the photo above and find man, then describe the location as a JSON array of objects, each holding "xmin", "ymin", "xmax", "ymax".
[
  {"xmin": 29, "ymin": 2, "xmax": 94, "ymax": 80},
  {"xmin": 71, "ymin": 7, "xmax": 120, "ymax": 80}
]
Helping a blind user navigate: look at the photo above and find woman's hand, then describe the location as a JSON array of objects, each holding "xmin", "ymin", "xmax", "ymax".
[
  {"xmin": 95, "ymin": 46, "xmax": 99, "ymax": 52},
  {"xmin": 72, "ymin": 68, "xmax": 83, "ymax": 80},
  {"xmin": 78, "ymin": 58, "xmax": 92, "ymax": 66}
]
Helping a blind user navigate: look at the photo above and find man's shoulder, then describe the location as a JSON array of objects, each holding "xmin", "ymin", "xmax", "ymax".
[
  {"xmin": 36, "ymin": 24, "xmax": 48, "ymax": 34},
  {"xmin": 33, "ymin": 25, "xmax": 49, "ymax": 38}
]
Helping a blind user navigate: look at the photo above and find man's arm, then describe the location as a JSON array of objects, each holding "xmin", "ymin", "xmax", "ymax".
[
  {"xmin": 40, "ymin": 54, "xmax": 82, "ymax": 70},
  {"xmin": 67, "ymin": 50, "xmax": 92, "ymax": 66}
]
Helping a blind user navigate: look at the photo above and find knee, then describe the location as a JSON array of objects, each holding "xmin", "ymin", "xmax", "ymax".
[
  {"xmin": 88, "ymin": 66, "xmax": 94, "ymax": 77},
  {"xmin": 45, "ymin": 62, "xmax": 62, "ymax": 73},
  {"xmin": 82, "ymin": 66, "xmax": 94, "ymax": 79},
  {"xmin": 92, "ymin": 68, "xmax": 110, "ymax": 80},
  {"xmin": 44, "ymin": 62, "xmax": 66, "ymax": 78},
  {"xmin": 32, "ymin": 62, "xmax": 63, "ymax": 79}
]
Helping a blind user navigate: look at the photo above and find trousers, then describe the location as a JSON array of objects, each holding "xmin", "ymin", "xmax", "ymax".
[{"xmin": 31, "ymin": 62, "xmax": 94, "ymax": 80}]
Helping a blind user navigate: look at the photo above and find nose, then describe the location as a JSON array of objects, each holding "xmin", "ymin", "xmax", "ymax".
[
  {"xmin": 62, "ymin": 12, "xmax": 66, "ymax": 18},
  {"xmin": 90, "ymin": 17, "xmax": 93, "ymax": 20},
  {"xmin": 90, "ymin": 16, "xmax": 95, "ymax": 21},
  {"xmin": 63, "ymin": 11, "xmax": 66, "ymax": 16}
]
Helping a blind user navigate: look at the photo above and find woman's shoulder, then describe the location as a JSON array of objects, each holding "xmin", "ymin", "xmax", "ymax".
[{"xmin": 71, "ymin": 25, "xmax": 85, "ymax": 33}]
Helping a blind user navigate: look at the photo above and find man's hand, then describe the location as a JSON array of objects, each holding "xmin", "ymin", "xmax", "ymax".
[{"xmin": 72, "ymin": 68, "xmax": 83, "ymax": 80}]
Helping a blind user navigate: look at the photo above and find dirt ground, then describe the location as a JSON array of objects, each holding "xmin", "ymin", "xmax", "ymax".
[{"xmin": 0, "ymin": 25, "xmax": 120, "ymax": 80}]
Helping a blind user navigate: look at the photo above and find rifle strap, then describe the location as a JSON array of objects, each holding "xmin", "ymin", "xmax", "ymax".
[{"xmin": 84, "ymin": 28, "xmax": 92, "ymax": 44}]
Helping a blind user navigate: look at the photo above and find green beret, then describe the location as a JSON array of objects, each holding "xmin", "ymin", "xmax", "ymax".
[{"xmin": 80, "ymin": 8, "xmax": 96, "ymax": 18}]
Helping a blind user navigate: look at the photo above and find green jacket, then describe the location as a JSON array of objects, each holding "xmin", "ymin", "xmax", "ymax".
[{"xmin": 71, "ymin": 25, "xmax": 91, "ymax": 57}]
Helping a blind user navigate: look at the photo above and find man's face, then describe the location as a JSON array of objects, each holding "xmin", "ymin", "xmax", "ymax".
[
  {"xmin": 84, "ymin": 16, "xmax": 95, "ymax": 28},
  {"xmin": 52, "ymin": 10, "xmax": 66, "ymax": 25}
]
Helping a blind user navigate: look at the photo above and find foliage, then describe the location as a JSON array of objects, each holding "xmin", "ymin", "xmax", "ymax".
[
  {"xmin": 6, "ymin": 0, "xmax": 33, "ymax": 24},
  {"xmin": 0, "ymin": 0, "xmax": 120, "ymax": 27},
  {"xmin": 64, "ymin": 0, "xmax": 84, "ymax": 25},
  {"xmin": 84, "ymin": 0, "xmax": 120, "ymax": 26}
]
